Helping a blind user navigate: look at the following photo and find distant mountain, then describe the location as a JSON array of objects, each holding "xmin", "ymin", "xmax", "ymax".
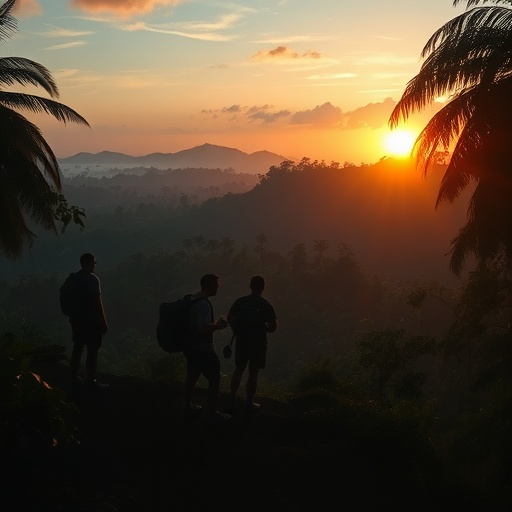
[{"xmin": 58, "ymin": 143, "xmax": 289, "ymax": 174}]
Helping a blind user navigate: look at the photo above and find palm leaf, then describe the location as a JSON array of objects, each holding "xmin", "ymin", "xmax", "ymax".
[
  {"xmin": 0, "ymin": 104, "xmax": 61, "ymax": 188},
  {"xmin": 0, "ymin": 57, "xmax": 59, "ymax": 97},
  {"xmin": 0, "ymin": 0, "xmax": 17, "ymax": 42},
  {"xmin": 0, "ymin": 91, "xmax": 90, "ymax": 126}
]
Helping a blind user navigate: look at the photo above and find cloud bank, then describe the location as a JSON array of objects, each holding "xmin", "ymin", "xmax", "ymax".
[
  {"xmin": 203, "ymin": 98, "xmax": 398, "ymax": 131},
  {"xmin": 15, "ymin": 0, "xmax": 42, "ymax": 17},
  {"xmin": 70, "ymin": 0, "xmax": 183, "ymax": 18}
]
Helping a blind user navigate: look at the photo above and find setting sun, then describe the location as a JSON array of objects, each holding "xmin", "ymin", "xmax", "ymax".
[{"xmin": 383, "ymin": 129, "xmax": 416, "ymax": 158}]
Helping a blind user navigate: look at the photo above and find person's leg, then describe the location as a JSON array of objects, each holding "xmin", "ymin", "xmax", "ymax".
[
  {"xmin": 202, "ymin": 349, "xmax": 223, "ymax": 416},
  {"xmin": 245, "ymin": 340, "xmax": 266, "ymax": 408},
  {"xmin": 230, "ymin": 367, "xmax": 244, "ymax": 400},
  {"xmin": 207, "ymin": 374, "xmax": 221, "ymax": 415},
  {"xmin": 85, "ymin": 345, "xmax": 99, "ymax": 383},
  {"xmin": 230, "ymin": 340, "xmax": 248, "ymax": 410},
  {"xmin": 70, "ymin": 343, "xmax": 84, "ymax": 382},
  {"xmin": 246, "ymin": 367, "xmax": 259, "ymax": 406},
  {"xmin": 184, "ymin": 368, "xmax": 201, "ymax": 409}
]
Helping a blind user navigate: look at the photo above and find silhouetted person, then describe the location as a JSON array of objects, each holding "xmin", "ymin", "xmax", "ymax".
[
  {"xmin": 228, "ymin": 276, "xmax": 277, "ymax": 411},
  {"xmin": 69, "ymin": 253, "xmax": 108, "ymax": 391},
  {"xmin": 183, "ymin": 273, "xmax": 230, "ymax": 424}
]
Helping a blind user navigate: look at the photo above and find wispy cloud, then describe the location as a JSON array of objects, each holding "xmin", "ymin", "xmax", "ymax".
[
  {"xmin": 43, "ymin": 41, "xmax": 87, "ymax": 50},
  {"xmin": 69, "ymin": 0, "xmax": 184, "ymax": 19},
  {"xmin": 119, "ymin": 19, "xmax": 239, "ymax": 42},
  {"xmin": 251, "ymin": 46, "xmax": 323, "ymax": 62},
  {"xmin": 37, "ymin": 26, "xmax": 94, "ymax": 37},
  {"xmin": 54, "ymin": 68, "xmax": 181, "ymax": 91}
]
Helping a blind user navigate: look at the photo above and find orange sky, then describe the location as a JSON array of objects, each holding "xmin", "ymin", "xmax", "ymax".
[{"xmin": 9, "ymin": 0, "xmax": 465, "ymax": 163}]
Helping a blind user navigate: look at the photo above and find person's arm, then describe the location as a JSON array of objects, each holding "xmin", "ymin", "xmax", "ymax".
[
  {"xmin": 265, "ymin": 303, "xmax": 277, "ymax": 333},
  {"xmin": 97, "ymin": 294, "xmax": 108, "ymax": 334},
  {"xmin": 266, "ymin": 317, "xmax": 277, "ymax": 333},
  {"xmin": 92, "ymin": 274, "xmax": 107, "ymax": 334},
  {"xmin": 197, "ymin": 317, "xmax": 227, "ymax": 335},
  {"xmin": 227, "ymin": 304, "xmax": 236, "ymax": 331},
  {"xmin": 195, "ymin": 299, "xmax": 227, "ymax": 335}
]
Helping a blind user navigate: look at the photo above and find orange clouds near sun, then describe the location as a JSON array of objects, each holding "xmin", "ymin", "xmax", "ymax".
[{"xmin": 70, "ymin": 0, "xmax": 183, "ymax": 18}]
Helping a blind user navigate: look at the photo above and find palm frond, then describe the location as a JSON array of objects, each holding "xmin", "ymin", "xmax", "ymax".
[
  {"xmin": 410, "ymin": 88, "xmax": 476, "ymax": 175},
  {"xmin": 0, "ymin": 104, "xmax": 61, "ymax": 188},
  {"xmin": 390, "ymin": 7, "xmax": 512, "ymax": 127},
  {"xmin": 0, "ymin": 0, "xmax": 17, "ymax": 42},
  {"xmin": 0, "ymin": 57, "xmax": 59, "ymax": 97},
  {"xmin": 0, "ymin": 184, "xmax": 35, "ymax": 259},
  {"xmin": 449, "ymin": 221, "xmax": 478, "ymax": 276},
  {"xmin": 454, "ymin": 1, "xmax": 512, "ymax": 9},
  {"xmin": 422, "ymin": 6, "xmax": 512, "ymax": 58},
  {"xmin": 0, "ymin": 91, "xmax": 90, "ymax": 126}
]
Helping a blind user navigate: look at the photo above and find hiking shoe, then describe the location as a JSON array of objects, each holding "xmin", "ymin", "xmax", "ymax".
[
  {"xmin": 245, "ymin": 402, "xmax": 261, "ymax": 411},
  {"xmin": 207, "ymin": 411, "xmax": 232, "ymax": 426},
  {"xmin": 86, "ymin": 380, "xmax": 109, "ymax": 392}
]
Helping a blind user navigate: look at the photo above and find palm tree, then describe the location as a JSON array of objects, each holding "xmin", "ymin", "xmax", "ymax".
[
  {"xmin": 389, "ymin": 0, "xmax": 512, "ymax": 276},
  {"xmin": 313, "ymin": 239, "xmax": 329, "ymax": 267},
  {"xmin": 0, "ymin": 0, "xmax": 89, "ymax": 260}
]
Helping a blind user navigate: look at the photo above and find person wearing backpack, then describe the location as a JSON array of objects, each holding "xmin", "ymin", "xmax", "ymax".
[
  {"xmin": 66, "ymin": 253, "xmax": 108, "ymax": 391},
  {"xmin": 227, "ymin": 276, "xmax": 277, "ymax": 412},
  {"xmin": 183, "ymin": 273, "xmax": 230, "ymax": 424}
]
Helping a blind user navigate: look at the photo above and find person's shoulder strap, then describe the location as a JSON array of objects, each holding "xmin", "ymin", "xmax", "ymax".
[{"xmin": 188, "ymin": 295, "xmax": 209, "ymax": 305}]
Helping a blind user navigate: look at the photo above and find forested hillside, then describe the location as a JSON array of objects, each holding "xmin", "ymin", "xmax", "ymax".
[
  {"xmin": 62, "ymin": 167, "xmax": 259, "ymax": 211},
  {"xmin": 0, "ymin": 158, "xmax": 469, "ymax": 283}
]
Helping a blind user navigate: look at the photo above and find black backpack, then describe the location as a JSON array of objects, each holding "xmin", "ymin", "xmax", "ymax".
[
  {"xmin": 59, "ymin": 272, "xmax": 85, "ymax": 317},
  {"xmin": 156, "ymin": 295, "xmax": 204, "ymax": 353}
]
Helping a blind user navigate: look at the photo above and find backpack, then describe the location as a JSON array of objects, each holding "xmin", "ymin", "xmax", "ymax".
[
  {"xmin": 59, "ymin": 272, "xmax": 85, "ymax": 317},
  {"xmin": 156, "ymin": 294, "xmax": 204, "ymax": 353}
]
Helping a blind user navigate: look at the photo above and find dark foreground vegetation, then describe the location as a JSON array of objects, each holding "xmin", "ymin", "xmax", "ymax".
[{"xmin": 0, "ymin": 344, "xmax": 491, "ymax": 512}]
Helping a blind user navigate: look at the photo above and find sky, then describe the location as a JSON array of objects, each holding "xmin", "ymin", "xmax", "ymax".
[{"xmin": 5, "ymin": 0, "xmax": 467, "ymax": 164}]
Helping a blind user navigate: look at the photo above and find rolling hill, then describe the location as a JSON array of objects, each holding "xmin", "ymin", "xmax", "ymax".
[{"xmin": 58, "ymin": 143, "xmax": 289, "ymax": 175}]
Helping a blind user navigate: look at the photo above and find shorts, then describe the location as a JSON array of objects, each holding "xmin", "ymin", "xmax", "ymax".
[
  {"xmin": 235, "ymin": 336, "xmax": 267, "ymax": 370},
  {"xmin": 184, "ymin": 347, "xmax": 221, "ymax": 382},
  {"xmin": 71, "ymin": 320, "xmax": 103, "ymax": 349}
]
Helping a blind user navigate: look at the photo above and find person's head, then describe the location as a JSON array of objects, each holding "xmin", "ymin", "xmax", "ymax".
[
  {"xmin": 250, "ymin": 275, "xmax": 265, "ymax": 295},
  {"xmin": 80, "ymin": 252, "xmax": 96, "ymax": 273},
  {"xmin": 200, "ymin": 273, "xmax": 220, "ymax": 297}
]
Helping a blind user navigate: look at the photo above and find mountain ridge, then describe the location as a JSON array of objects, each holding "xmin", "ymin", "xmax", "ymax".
[{"xmin": 58, "ymin": 143, "xmax": 289, "ymax": 174}]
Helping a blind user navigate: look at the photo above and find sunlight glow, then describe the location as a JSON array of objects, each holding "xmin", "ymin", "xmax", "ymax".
[{"xmin": 383, "ymin": 129, "xmax": 416, "ymax": 158}]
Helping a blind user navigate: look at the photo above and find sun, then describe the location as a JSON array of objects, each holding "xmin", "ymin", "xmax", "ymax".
[{"xmin": 383, "ymin": 129, "xmax": 416, "ymax": 158}]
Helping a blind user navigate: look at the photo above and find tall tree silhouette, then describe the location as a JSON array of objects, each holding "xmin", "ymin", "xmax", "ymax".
[
  {"xmin": 0, "ymin": 0, "xmax": 89, "ymax": 259},
  {"xmin": 313, "ymin": 239, "xmax": 329, "ymax": 267},
  {"xmin": 255, "ymin": 232, "xmax": 267, "ymax": 270},
  {"xmin": 390, "ymin": 0, "xmax": 512, "ymax": 276}
]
